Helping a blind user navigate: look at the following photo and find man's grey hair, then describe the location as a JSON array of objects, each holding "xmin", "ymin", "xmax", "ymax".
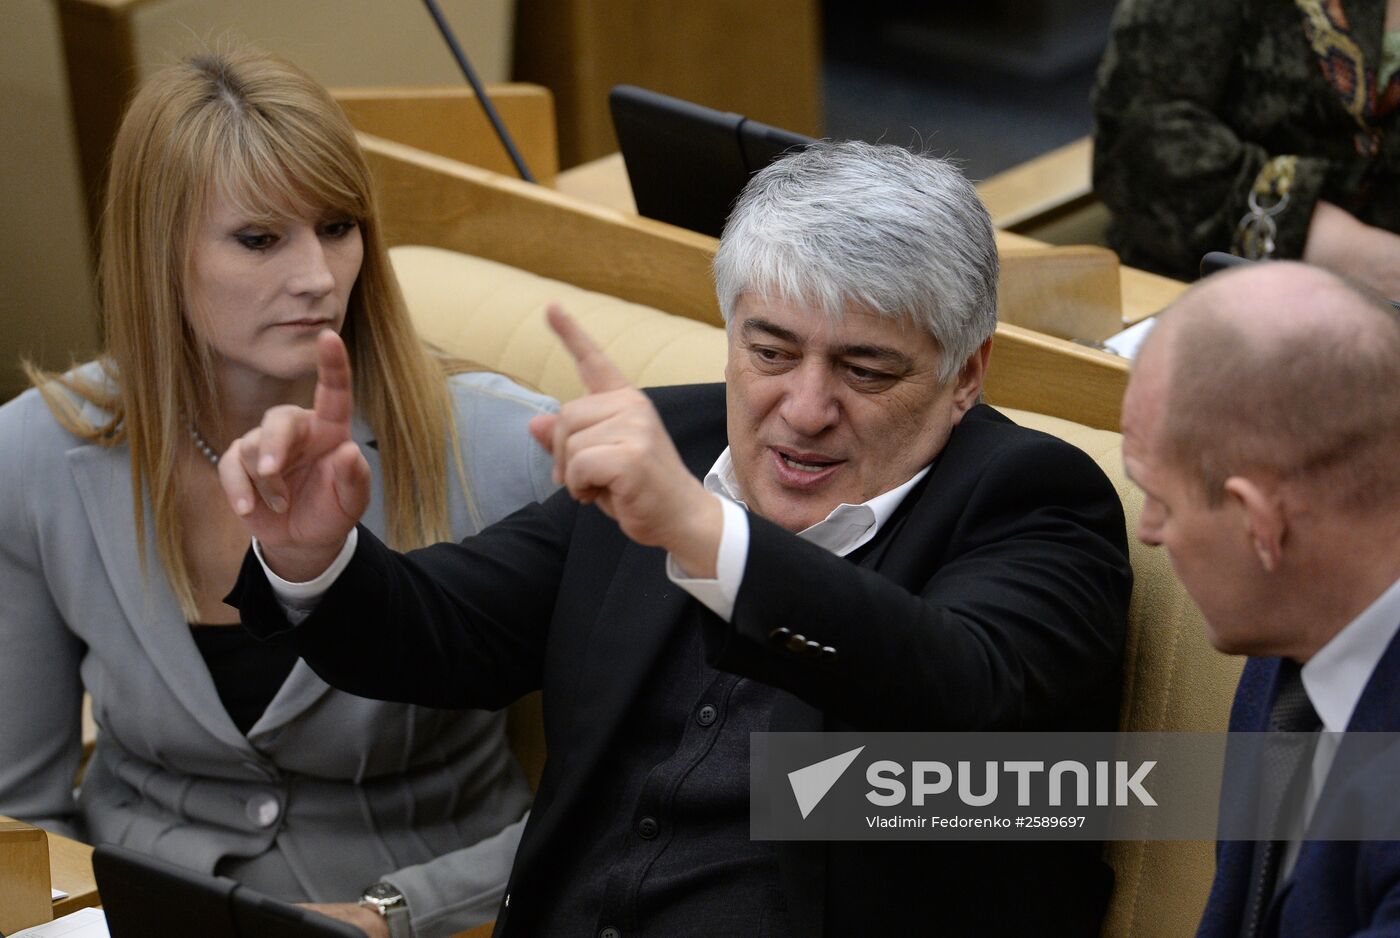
[{"xmin": 713, "ymin": 139, "xmax": 999, "ymax": 384}]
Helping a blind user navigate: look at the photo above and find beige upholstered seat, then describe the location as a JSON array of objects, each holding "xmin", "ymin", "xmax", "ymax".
[
  {"xmin": 389, "ymin": 244, "xmax": 1244, "ymax": 938},
  {"xmin": 393, "ymin": 245, "xmax": 728, "ymax": 401}
]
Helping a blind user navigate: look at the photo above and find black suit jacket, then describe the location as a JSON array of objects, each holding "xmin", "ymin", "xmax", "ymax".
[
  {"xmin": 234, "ymin": 384, "xmax": 1132, "ymax": 936},
  {"xmin": 1197, "ymin": 634, "xmax": 1400, "ymax": 938}
]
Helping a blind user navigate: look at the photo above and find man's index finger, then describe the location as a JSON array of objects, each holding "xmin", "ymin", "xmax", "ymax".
[{"xmin": 546, "ymin": 304, "xmax": 630, "ymax": 394}]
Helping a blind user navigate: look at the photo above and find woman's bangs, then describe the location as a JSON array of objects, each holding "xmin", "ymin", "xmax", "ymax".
[{"xmin": 208, "ymin": 120, "xmax": 366, "ymax": 226}]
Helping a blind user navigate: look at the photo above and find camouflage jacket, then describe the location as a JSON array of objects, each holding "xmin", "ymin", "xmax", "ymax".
[{"xmin": 1092, "ymin": 0, "xmax": 1400, "ymax": 281}]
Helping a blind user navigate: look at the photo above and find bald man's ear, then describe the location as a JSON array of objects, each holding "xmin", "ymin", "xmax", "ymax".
[
  {"xmin": 1223, "ymin": 476, "xmax": 1286, "ymax": 572},
  {"xmin": 950, "ymin": 338, "xmax": 993, "ymax": 420}
]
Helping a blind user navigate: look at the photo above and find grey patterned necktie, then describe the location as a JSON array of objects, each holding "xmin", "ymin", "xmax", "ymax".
[{"xmin": 1241, "ymin": 659, "xmax": 1321, "ymax": 938}]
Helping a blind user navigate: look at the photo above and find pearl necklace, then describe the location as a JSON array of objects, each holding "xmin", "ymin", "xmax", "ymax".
[{"xmin": 189, "ymin": 424, "xmax": 221, "ymax": 466}]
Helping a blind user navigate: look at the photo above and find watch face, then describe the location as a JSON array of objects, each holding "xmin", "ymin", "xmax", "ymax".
[{"xmin": 363, "ymin": 882, "xmax": 404, "ymax": 904}]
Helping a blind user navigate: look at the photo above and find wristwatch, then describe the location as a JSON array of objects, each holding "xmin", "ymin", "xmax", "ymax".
[{"xmin": 359, "ymin": 881, "xmax": 412, "ymax": 938}]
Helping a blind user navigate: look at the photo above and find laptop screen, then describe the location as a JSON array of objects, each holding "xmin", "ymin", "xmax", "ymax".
[
  {"xmin": 610, "ymin": 85, "xmax": 814, "ymax": 238},
  {"xmin": 93, "ymin": 845, "xmax": 365, "ymax": 938}
]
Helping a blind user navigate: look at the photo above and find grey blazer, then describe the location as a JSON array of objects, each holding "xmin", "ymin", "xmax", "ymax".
[{"xmin": 0, "ymin": 367, "xmax": 556, "ymax": 937}]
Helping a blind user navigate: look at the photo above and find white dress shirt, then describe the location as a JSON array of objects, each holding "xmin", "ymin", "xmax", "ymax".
[
  {"xmin": 1278, "ymin": 571, "xmax": 1400, "ymax": 882},
  {"xmin": 256, "ymin": 529, "xmax": 359, "ymax": 623},
  {"xmin": 665, "ymin": 447, "xmax": 930, "ymax": 620}
]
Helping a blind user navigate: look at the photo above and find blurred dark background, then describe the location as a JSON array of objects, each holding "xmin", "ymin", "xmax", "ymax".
[{"xmin": 822, "ymin": 0, "xmax": 1116, "ymax": 180}]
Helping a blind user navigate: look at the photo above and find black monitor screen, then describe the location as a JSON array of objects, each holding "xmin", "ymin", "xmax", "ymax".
[{"xmin": 610, "ymin": 85, "xmax": 814, "ymax": 238}]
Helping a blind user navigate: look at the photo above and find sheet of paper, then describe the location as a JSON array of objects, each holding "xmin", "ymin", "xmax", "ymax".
[
  {"xmin": 1103, "ymin": 316, "xmax": 1157, "ymax": 360},
  {"xmin": 51, "ymin": 888, "xmax": 69, "ymax": 900},
  {"xmin": 10, "ymin": 907, "xmax": 109, "ymax": 938}
]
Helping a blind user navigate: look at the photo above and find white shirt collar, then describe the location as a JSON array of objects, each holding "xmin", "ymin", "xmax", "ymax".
[
  {"xmin": 702, "ymin": 447, "xmax": 931, "ymax": 558},
  {"xmin": 1301, "ymin": 572, "xmax": 1400, "ymax": 732}
]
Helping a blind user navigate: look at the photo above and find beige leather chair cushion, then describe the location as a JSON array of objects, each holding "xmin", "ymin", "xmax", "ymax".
[
  {"xmin": 389, "ymin": 243, "xmax": 1241, "ymax": 938},
  {"xmin": 392, "ymin": 245, "xmax": 729, "ymax": 402}
]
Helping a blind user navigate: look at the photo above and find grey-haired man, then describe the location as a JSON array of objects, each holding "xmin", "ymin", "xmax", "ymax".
[{"xmin": 227, "ymin": 141, "xmax": 1131, "ymax": 937}]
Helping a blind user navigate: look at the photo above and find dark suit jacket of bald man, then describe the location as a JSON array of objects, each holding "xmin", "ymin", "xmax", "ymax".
[
  {"xmin": 1197, "ymin": 633, "xmax": 1400, "ymax": 938},
  {"xmin": 232, "ymin": 383, "xmax": 1133, "ymax": 937}
]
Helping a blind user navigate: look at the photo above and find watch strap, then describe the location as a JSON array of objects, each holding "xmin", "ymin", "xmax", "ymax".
[
  {"xmin": 360, "ymin": 881, "xmax": 413, "ymax": 938},
  {"xmin": 384, "ymin": 904, "xmax": 412, "ymax": 938}
]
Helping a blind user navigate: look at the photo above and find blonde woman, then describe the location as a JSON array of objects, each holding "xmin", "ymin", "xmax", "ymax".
[{"xmin": 0, "ymin": 50, "xmax": 554, "ymax": 938}]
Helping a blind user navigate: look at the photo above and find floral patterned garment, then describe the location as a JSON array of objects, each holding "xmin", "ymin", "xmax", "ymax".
[{"xmin": 1093, "ymin": 0, "xmax": 1400, "ymax": 280}]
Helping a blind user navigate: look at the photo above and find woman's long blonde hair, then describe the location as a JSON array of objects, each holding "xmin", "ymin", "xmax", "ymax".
[{"xmin": 32, "ymin": 49, "xmax": 464, "ymax": 617}]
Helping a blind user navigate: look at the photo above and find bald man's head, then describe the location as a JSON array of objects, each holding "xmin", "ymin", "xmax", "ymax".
[{"xmin": 1134, "ymin": 263, "xmax": 1400, "ymax": 513}]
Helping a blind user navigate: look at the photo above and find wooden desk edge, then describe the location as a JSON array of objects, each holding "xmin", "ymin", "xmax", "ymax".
[{"xmin": 0, "ymin": 816, "xmax": 97, "ymax": 917}]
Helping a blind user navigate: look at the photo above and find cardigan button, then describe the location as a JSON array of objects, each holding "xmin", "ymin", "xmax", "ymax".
[
  {"xmin": 768, "ymin": 627, "xmax": 792, "ymax": 645},
  {"xmin": 246, "ymin": 794, "xmax": 280, "ymax": 828}
]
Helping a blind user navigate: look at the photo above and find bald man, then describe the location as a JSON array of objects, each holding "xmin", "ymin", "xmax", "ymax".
[{"xmin": 1121, "ymin": 262, "xmax": 1400, "ymax": 938}]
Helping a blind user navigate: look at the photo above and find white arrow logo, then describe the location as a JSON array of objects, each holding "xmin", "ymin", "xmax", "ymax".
[{"xmin": 787, "ymin": 746, "xmax": 865, "ymax": 819}]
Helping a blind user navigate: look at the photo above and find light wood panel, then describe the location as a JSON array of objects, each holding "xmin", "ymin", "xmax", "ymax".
[
  {"xmin": 0, "ymin": 815, "xmax": 142, "ymax": 920},
  {"xmin": 1119, "ymin": 265, "xmax": 1192, "ymax": 324},
  {"xmin": 512, "ymin": 0, "xmax": 823, "ymax": 167},
  {"xmin": 0, "ymin": 820, "xmax": 52, "ymax": 933},
  {"xmin": 998, "ymin": 245, "xmax": 1123, "ymax": 342},
  {"xmin": 48, "ymin": 828, "xmax": 97, "ymax": 918},
  {"xmin": 55, "ymin": 0, "xmax": 152, "ymax": 233},
  {"xmin": 983, "ymin": 322, "xmax": 1130, "ymax": 432},
  {"xmin": 978, "ymin": 137, "xmax": 1191, "ymax": 321},
  {"xmin": 334, "ymin": 86, "xmax": 559, "ymax": 186},
  {"xmin": 555, "ymin": 152, "xmax": 635, "ymax": 213},
  {"xmin": 978, "ymin": 136, "xmax": 1095, "ymax": 231},
  {"xmin": 362, "ymin": 133, "xmax": 724, "ymax": 328},
  {"xmin": 997, "ymin": 228, "xmax": 1187, "ymax": 325},
  {"xmin": 3, "ymin": 0, "xmax": 102, "ymax": 405}
]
